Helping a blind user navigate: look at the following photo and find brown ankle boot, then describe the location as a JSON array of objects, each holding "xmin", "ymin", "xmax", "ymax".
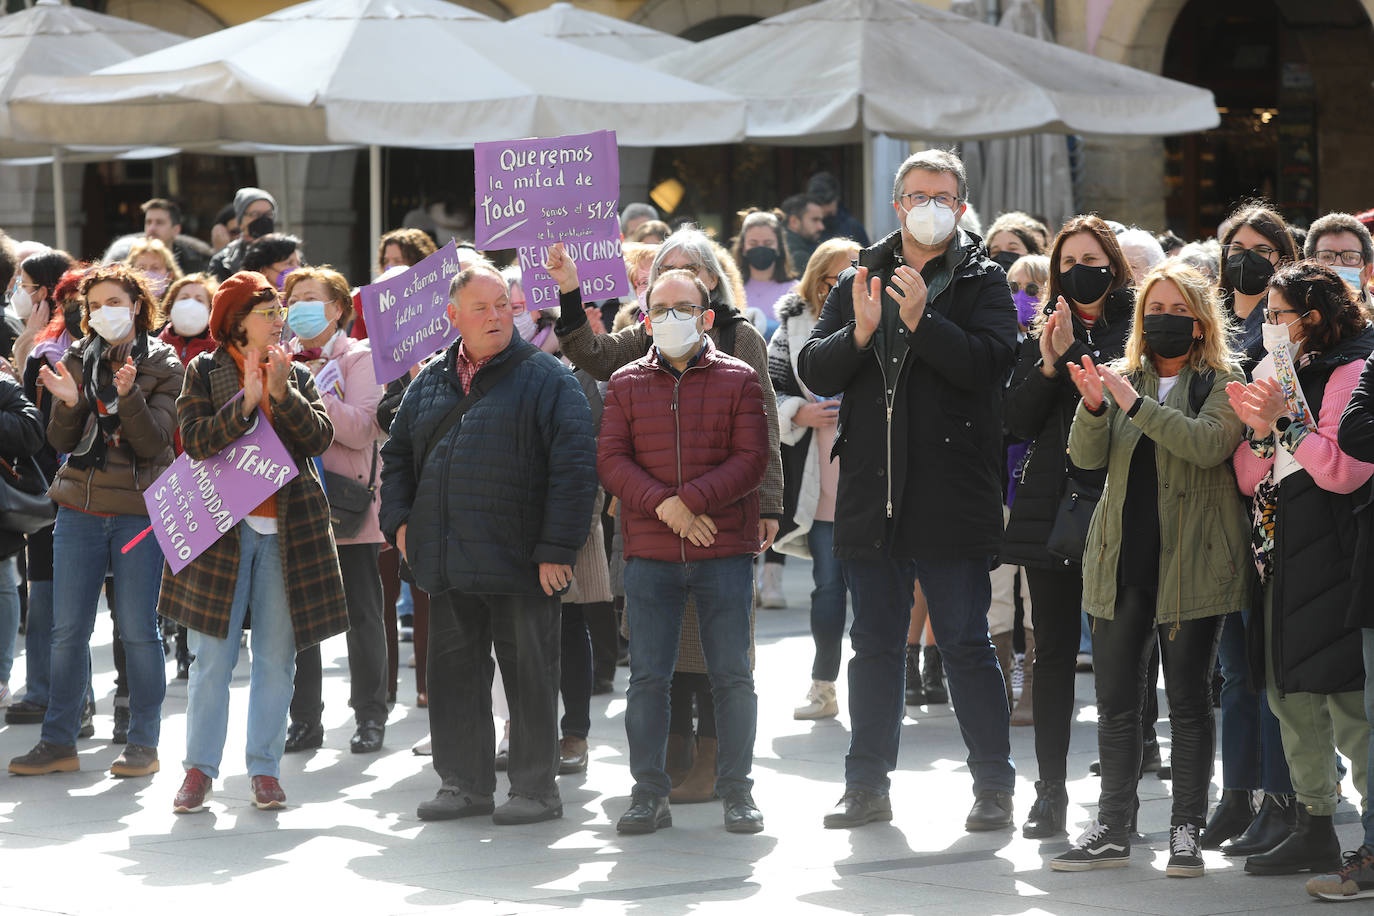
[
  {"xmin": 669, "ymin": 737, "xmax": 717, "ymax": 804},
  {"xmin": 1011, "ymin": 630, "xmax": 1035, "ymax": 726},
  {"xmin": 991, "ymin": 632, "xmax": 1014, "ymax": 708}
]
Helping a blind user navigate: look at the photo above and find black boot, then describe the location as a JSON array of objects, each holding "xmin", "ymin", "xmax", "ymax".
[
  {"xmin": 1244, "ymin": 806, "xmax": 1342, "ymax": 875},
  {"xmin": 904, "ymin": 645, "xmax": 925, "ymax": 706},
  {"xmin": 1200, "ymin": 789, "xmax": 1257, "ymax": 849},
  {"xmin": 111, "ymin": 704, "xmax": 130, "ymax": 745},
  {"xmin": 1223, "ymin": 793, "xmax": 1297, "ymax": 857},
  {"xmin": 921, "ymin": 645, "xmax": 948, "ymax": 705},
  {"xmin": 1022, "ymin": 780, "xmax": 1068, "ymax": 839}
]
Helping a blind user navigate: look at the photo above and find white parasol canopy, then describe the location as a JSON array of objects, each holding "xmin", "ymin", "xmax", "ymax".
[{"xmin": 506, "ymin": 1, "xmax": 691, "ymax": 62}]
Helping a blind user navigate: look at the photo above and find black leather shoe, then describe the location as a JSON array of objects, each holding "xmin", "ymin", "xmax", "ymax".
[
  {"xmin": 1201, "ymin": 789, "xmax": 1257, "ymax": 849},
  {"xmin": 1245, "ymin": 807, "xmax": 1342, "ymax": 875},
  {"xmin": 823, "ymin": 789, "xmax": 893, "ymax": 829},
  {"xmin": 1022, "ymin": 780, "xmax": 1068, "ymax": 839},
  {"xmin": 350, "ymin": 721, "xmax": 385, "ymax": 754},
  {"xmin": 617, "ymin": 792, "xmax": 671, "ymax": 834},
  {"xmin": 1223, "ymin": 793, "xmax": 1297, "ymax": 857},
  {"xmin": 417, "ymin": 784, "xmax": 495, "ymax": 821},
  {"xmin": 723, "ymin": 790, "xmax": 764, "ymax": 834},
  {"xmin": 966, "ymin": 790, "xmax": 1014, "ymax": 831},
  {"xmin": 904, "ymin": 645, "xmax": 925, "ymax": 706},
  {"xmin": 921, "ymin": 645, "xmax": 948, "ymax": 704},
  {"xmin": 284, "ymin": 721, "xmax": 324, "ymax": 753},
  {"xmin": 4, "ymin": 698, "xmax": 47, "ymax": 724}
]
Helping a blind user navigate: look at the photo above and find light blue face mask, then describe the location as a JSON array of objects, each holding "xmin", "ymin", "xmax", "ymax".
[
  {"xmin": 287, "ymin": 300, "xmax": 332, "ymax": 340},
  {"xmin": 1334, "ymin": 264, "xmax": 1366, "ymax": 300}
]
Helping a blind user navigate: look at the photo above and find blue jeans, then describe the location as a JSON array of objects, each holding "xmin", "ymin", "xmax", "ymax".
[
  {"xmin": 841, "ymin": 555, "xmax": 1013, "ymax": 795},
  {"xmin": 43, "ymin": 508, "xmax": 165, "ymax": 747},
  {"xmin": 806, "ymin": 522, "xmax": 848, "ymax": 682},
  {"xmin": 184, "ymin": 526, "xmax": 295, "ymax": 779},
  {"xmin": 0, "ymin": 556, "xmax": 18, "ymax": 684},
  {"xmin": 624, "ymin": 554, "xmax": 756, "ymax": 799},
  {"xmin": 1363, "ymin": 629, "xmax": 1374, "ymax": 846},
  {"xmin": 1217, "ymin": 610, "xmax": 1292, "ymax": 793}
]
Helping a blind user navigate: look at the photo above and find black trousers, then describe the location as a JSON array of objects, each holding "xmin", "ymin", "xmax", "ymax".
[
  {"xmin": 1092, "ymin": 586, "xmax": 1222, "ymax": 828},
  {"xmin": 290, "ymin": 542, "xmax": 388, "ymax": 726},
  {"xmin": 1024, "ymin": 565, "xmax": 1083, "ymax": 782},
  {"xmin": 428, "ymin": 588, "xmax": 561, "ymax": 803},
  {"xmin": 561, "ymin": 601, "xmax": 607, "ymax": 738}
]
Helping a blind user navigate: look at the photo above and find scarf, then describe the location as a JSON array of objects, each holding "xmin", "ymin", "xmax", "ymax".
[
  {"xmin": 1249, "ymin": 349, "xmax": 1320, "ymax": 585},
  {"xmin": 227, "ymin": 346, "xmax": 279, "ymax": 520},
  {"xmin": 67, "ymin": 333, "xmax": 143, "ymax": 471}
]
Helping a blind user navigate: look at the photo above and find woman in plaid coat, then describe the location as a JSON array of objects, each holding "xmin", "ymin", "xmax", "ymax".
[{"xmin": 159, "ymin": 271, "xmax": 346, "ymax": 815}]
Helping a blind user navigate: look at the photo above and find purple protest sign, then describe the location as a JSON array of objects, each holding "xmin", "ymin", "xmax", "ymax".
[
  {"xmin": 358, "ymin": 239, "xmax": 463, "ymax": 384},
  {"xmin": 474, "ymin": 129, "xmax": 631, "ymax": 309},
  {"xmin": 144, "ymin": 410, "xmax": 299, "ymax": 575}
]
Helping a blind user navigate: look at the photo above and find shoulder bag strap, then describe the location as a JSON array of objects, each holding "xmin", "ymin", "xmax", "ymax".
[{"xmin": 414, "ymin": 346, "xmax": 537, "ymax": 478}]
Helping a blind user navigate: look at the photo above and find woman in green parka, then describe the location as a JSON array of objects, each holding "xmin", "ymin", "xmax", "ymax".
[{"xmin": 1050, "ymin": 261, "xmax": 1251, "ymax": 877}]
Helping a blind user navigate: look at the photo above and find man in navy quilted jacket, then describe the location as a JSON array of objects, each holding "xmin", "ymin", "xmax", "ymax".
[
  {"xmin": 595, "ymin": 268, "xmax": 770, "ymax": 836},
  {"xmin": 379, "ymin": 259, "xmax": 596, "ymax": 827}
]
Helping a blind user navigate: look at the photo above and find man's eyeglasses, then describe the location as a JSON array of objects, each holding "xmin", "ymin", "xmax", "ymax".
[
  {"xmin": 1223, "ymin": 243, "xmax": 1277, "ymax": 260},
  {"xmin": 647, "ymin": 305, "xmax": 704, "ymax": 323},
  {"xmin": 1314, "ymin": 249, "xmax": 1364, "ymax": 268},
  {"xmin": 249, "ymin": 305, "xmax": 287, "ymax": 320},
  {"xmin": 898, "ymin": 193, "xmax": 960, "ymax": 210},
  {"xmin": 1009, "ymin": 281, "xmax": 1040, "ymax": 298}
]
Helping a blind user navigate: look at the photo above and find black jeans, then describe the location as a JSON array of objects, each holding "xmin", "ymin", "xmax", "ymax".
[
  {"xmin": 428, "ymin": 588, "xmax": 561, "ymax": 803},
  {"xmin": 1092, "ymin": 586, "xmax": 1222, "ymax": 828},
  {"xmin": 561, "ymin": 601, "xmax": 608, "ymax": 739},
  {"xmin": 1024, "ymin": 566, "xmax": 1083, "ymax": 782},
  {"xmin": 669, "ymin": 672, "xmax": 716, "ymax": 739},
  {"xmin": 290, "ymin": 543, "xmax": 388, "ymax": 726}
]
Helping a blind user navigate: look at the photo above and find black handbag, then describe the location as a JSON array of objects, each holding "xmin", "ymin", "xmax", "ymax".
[
  {"xmin": 0, "ymin": 455, "xmax": 56, "ymax": 535},
  {"xmin": 1045, "ymin": 408, "xmax": 1102, "ymax": 565},
  {"xmin": 322, "ymin": 444, "xmax": 377, "ymax": 540}
]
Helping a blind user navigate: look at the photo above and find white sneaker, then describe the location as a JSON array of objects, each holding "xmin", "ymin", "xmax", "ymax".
[
  {"xmin": 412, "ymin": 737, "xmax": 432, "ymax": 756},
  {"xmin": 759, "ymin": 562, "xmax": 787, "ymax": 609},
  {"xmin": 793, "ymin": 680, "xmax": 838, "ymax": 720}
]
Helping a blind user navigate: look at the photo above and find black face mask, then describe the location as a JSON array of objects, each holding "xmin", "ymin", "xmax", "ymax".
[
  {"xmin": 1059, "ymin": 264, "xmax": 1113, "ymax": 306},
  {"xmin": 1142, "ymin": 313, "xmax": 1197, "ymax": 359},
  {"xmin": 743, "ymin": 246, "xmax": 780, "ymax": 272},
  {"xmin": 64, "ymin": 307, "xmax": 83, "ymax": 339},
  {"xmin": 991, "ymin": 250, "xmax": 1020, "ymax": 273},
  {"xmin": 245, "ymin": 214, "xmax": 275, "ymax": 240},
  {"xmin": 1224, "ymin": 249, "xmax": 1275, "ymax": 297}
]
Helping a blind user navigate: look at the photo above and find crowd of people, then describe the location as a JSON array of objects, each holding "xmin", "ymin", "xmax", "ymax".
[{"xmin": 0, "ymin": 151, "xmax": 1371, "ymax": 901}]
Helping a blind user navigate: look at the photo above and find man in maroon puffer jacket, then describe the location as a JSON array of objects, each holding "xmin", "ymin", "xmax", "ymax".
[{"xmin": 598, "ymin": 269, "xmax": 770, "ymax": 837}]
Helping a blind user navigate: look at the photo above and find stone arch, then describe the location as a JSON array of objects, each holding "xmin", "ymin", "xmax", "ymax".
[{"xmin": 630, "ymin": 0, "xmax": 816, "ymax": 36}]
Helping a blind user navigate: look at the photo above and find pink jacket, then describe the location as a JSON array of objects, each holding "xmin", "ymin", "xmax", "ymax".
[
  {"xmin": 320, "ymin": 334, "xmax": 386, "ymax": 544},
  {"xmin": 1233, "ymin": 360, "xmax": 1374, "ymax": 496}
]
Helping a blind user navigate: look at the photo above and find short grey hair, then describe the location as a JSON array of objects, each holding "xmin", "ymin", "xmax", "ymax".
[
  {"xmin": 892, "ymin": 149, "xmax": 968, "ymax": 203},
  {"xmin": 649, "ymin": 226, "xmax": 735, "ymax": 311},
  {"xmin": 620, "ymin": 202, "xmax": 659, "ymax": 234},
  {"xmin": 449, "ymin": 257, "xmax": 504, "ymax": 298},
  {"xmin": 1175, "ymin": 241, "xmax": 1220, "ymax": 283},
  {"xmin": 648, "ymin": 268, "xmax": 711, "ymax": 311},
  {"xmin": 1306, "ymin": 212, "xmax": 1374, "ymax": 266},
  {"xmin": 1117, "ymin": 228, "xmax": 1166, "ymax": 271}
]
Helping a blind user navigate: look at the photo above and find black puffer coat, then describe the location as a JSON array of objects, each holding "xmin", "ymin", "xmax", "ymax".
[
  {"xmin": 0, "ymin": 374, "xmax": 46, "ymax": 559},
  {"xmin": 378, "ymin": 334, "xmax": 597, "ymax": 597},
  {"xmin": 1002, "ymin": 288, "xmax": 1134, "ymax": 569},
  {"xmin": 1339, "ymin": 349, "xmax": 1374, "ymax": 629}
]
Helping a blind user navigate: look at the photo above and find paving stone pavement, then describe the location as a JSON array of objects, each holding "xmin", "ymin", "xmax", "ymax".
[{"xmin": 0, "ymin": 561, "xmax": 1365, "ymax": 915}]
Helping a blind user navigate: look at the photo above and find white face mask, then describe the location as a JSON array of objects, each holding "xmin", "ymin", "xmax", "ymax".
[
  {"xmin": 653, "ymin": 311, "xmax": 704, "ymax": 359},
  {"xmin": 88, "ymin": 305, "xmax": 134, "ymax": 343},
  {"xmin": 10, "ymin": 286, "xmax": 33, "ymax": 320},
  {"xmin": 513, "ymin": 310, "xmax": 536, "ymax": 341},
  {"xmin": 902, "ymin": 199, "xmax": 958, "ymax": 247},
  {"xmin": 169, "ymin": 298, "xmax": 210, "ymax": 337},
  {"xmin": 1261, "ymin": 318, "xmax": 1302, "ymax": 361}
]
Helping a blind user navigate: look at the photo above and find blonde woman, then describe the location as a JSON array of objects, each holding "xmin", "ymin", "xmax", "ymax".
[
  {"xmin": 769, "ymin": 238, "xmax": 860, "ymax": 720},
  {"xmin": 1051, "ymin": 260, "xmax": 1248, "ymax": 876},
  {"xmin": 126, "ymin": 237, "xmax": 182, "ymax": 302}
]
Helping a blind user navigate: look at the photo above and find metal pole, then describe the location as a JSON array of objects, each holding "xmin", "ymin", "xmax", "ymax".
[
  {"xmin": 51, "ymin": 147, "xmax": 68, "ymax": 252},
  {"xmin": 369, "ymin": 144, "xmax": 382, "ymax": 249},
  {"xmin": 277, "ymin": 152, "xmax": 290, "ymax": 234}
]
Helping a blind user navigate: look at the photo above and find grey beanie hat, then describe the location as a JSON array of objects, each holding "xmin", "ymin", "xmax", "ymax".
[{"xmin": 233, "ymin": 187, "xmax": 277, "ymax": 223}]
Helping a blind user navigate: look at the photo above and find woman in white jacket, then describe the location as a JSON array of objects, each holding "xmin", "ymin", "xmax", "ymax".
[{"xmin": 767, "ymin": 238, "xmax": 860, "ymax": 720}]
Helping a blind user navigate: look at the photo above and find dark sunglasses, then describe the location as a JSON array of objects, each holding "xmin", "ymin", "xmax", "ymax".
[{"xmin": 1009, "ymin": 281, "xmax": 1040, "ymax": 298}]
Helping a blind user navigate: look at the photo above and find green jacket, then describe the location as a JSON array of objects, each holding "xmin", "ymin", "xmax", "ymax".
[{"xmin": 1068, "ymin": 362, "xmax": 1252, "ymax": 631}]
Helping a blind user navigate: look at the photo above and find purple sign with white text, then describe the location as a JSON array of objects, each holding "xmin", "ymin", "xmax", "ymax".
[
  {"xmin": 358, "ymin": 240, "xmax": 463, "ymax": 384},
  {"xmin": 474, "ymin": 129, "xmax": 631, "ymax": 309},
  {"xmin": 145, "ymin": 409, "xmax": 299, "ymax": 575}
]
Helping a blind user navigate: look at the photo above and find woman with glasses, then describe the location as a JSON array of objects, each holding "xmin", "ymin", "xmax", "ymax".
[
  {"xmin": 1220, "ymin": 205, "xmax": 1299, "ymax": 362},
  {"xmin": 767, "ymin": 238, "xmax": 860, "ymax": 721},
  {"xmin": 159, "ymin": 272, "xmax": 345, "ymax": 814},
  {"xmin": 1002, "ymin": 216, "xmax": 1135, "ymax": 839},
  {"xmin": 1227, "ymin": 262, "xmax": 1374, "ymax": 879}
]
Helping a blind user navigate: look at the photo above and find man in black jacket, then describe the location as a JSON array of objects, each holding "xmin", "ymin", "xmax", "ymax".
[
  {"xmin": 379, "ymin": 259, "xmax": 596, "ymax": 826},
  {"xmin": 798, "ymin": 150, "xmax": 1018, "ymax": 831}
]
